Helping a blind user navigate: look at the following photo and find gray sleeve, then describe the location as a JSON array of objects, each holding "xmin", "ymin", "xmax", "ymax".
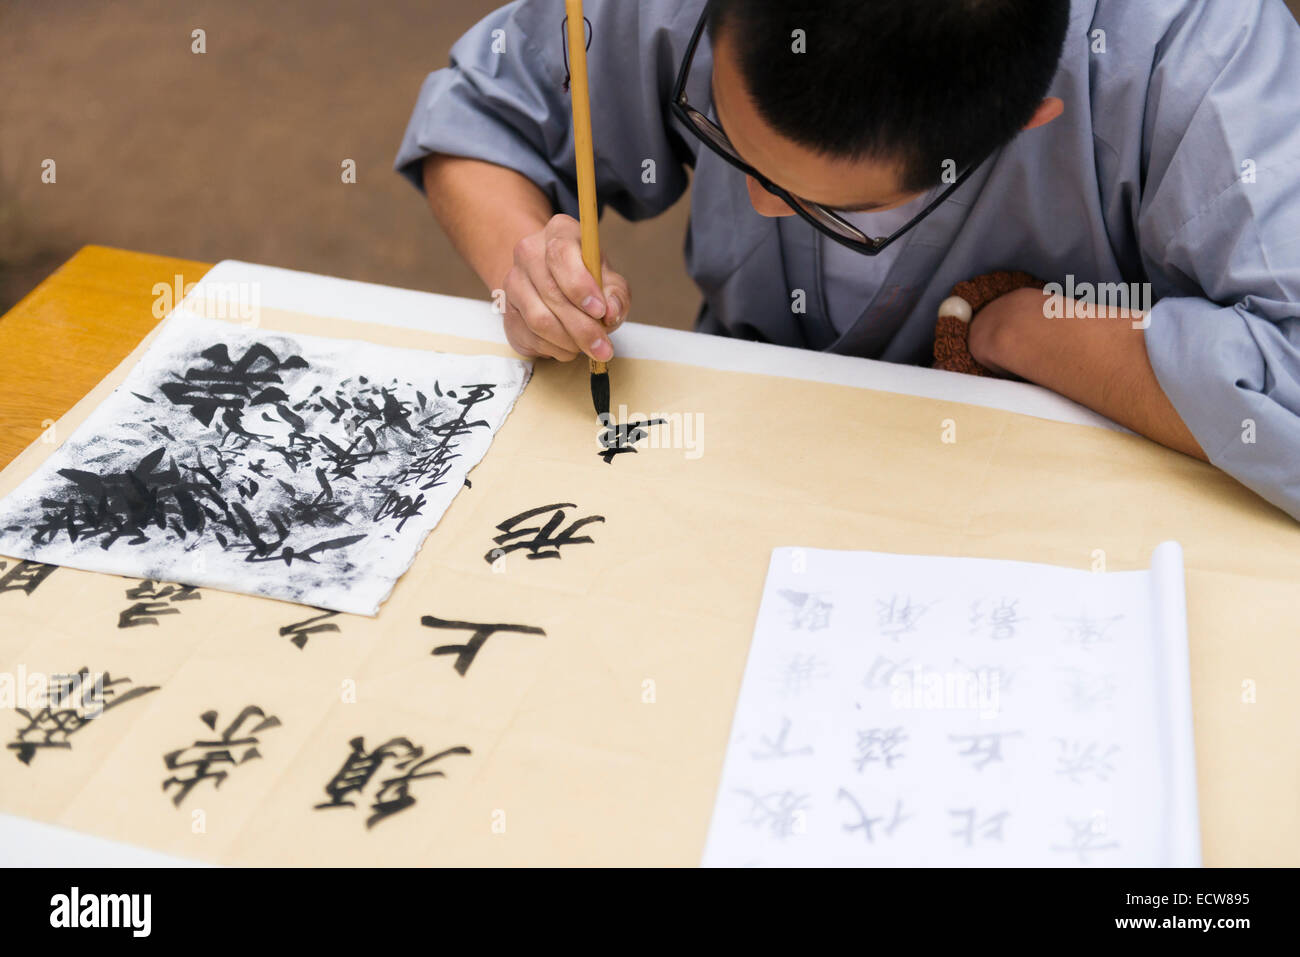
[
  {"xmin": 1137, "ymin": 1, "xmax": 1300, "ymax": 519},
  {"xmin": 394, "ymin": 0, "xmax": 699, "ymax": 222}
]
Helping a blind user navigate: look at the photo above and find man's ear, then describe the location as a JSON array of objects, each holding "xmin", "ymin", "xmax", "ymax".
[{"xmin": 1023, "ymin": 97, "xmax": 1065, "ymax": 131}]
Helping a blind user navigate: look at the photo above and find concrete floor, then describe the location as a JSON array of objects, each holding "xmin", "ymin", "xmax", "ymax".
[{"xmin": 3, "ymin": 0, "xmax": 1297, "ymax": 324}]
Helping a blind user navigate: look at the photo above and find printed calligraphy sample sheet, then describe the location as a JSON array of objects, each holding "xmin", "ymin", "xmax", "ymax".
[
  {"xmin": 703, "ymin": 542, "xmax": 1199, "ymax": 867},
  {"xmin": 0, "ymin": 317, "xmax": 529, "ymax": 615}
]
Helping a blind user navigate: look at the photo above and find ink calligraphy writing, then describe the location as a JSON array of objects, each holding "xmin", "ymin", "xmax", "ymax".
[
  {"xmin": 484, "ymin": 503, "xmax": 604, "ymax": 562},
  {"xmin": 8, "ymin": 668, "xmax": 158, "ymax": 765},
  {"xmin": 162, "ymin": 705, "xmax": 281, "ymax": 806},
  {"xmin": 315, "ymin": 736, "xmax": 471, "ymax": 828},
  {"xmin": 419, "ymin": 615, "xmax": 546, "ymax": 676}
]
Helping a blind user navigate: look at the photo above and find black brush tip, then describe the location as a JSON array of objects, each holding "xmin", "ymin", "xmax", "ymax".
[{"xmin": 590, "ymin": 371, "xmax": 610, "ymax": 420}]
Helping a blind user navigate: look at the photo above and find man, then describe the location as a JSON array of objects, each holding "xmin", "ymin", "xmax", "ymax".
[{"xmin": 396, "ymin": 0, "xmax": 1300, "ymax": 519}]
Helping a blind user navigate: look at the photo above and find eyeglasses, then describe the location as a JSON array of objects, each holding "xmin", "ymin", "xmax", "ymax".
[{"xmin": 670, "ymin": 3, "xmax": 986, "ymax": 256}]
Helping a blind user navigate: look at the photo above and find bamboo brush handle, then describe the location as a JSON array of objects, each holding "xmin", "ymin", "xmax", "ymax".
[{"xmin": 564, "ymin": 0, "xmax": 607, "ymax": 374}]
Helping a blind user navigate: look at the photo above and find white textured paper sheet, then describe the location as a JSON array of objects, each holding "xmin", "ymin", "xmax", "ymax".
[
  {"xmin": 703, "ymin": 541, "xmax": 1198, "ymax": 867},
  {"xmin": 0, "ymin": 316, "xmax": 530, "ymax": 615}
]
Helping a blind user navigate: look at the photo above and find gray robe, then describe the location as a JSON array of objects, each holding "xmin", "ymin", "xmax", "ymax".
[{"xmin": 396, "ymin": 0, "xmax": 1300, "ymax": 520}]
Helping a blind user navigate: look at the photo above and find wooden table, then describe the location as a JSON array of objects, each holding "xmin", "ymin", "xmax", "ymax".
[
  {"xmin": 2, "ymin": 247, "xmax": 1294, "ymax": 867},
  {"xmin": 0, "ymin": 246, "xmax": 212, "ymax": 470}
]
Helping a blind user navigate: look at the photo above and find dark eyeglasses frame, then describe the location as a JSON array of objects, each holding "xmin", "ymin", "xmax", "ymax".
[{"xmin": 669, "ymin": 3, "xmax": 987, "ymax": 256}]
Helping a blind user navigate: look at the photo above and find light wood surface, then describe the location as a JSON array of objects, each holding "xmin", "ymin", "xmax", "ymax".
[{"xmin": 0, "ymin": 246, "xmax": 213, "ymax": 470}]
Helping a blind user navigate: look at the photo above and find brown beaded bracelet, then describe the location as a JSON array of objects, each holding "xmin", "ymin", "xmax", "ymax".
[{"xmin": 932, "ymin": 270, "xmax": 1045, "ymax": 376}]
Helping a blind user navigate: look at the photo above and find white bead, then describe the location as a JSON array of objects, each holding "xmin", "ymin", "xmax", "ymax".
[{"xmin": 937, "ymin": 295, "xmax": 973, "ymax": 323}]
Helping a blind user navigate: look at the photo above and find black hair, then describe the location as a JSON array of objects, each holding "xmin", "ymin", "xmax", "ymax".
[{"xmin": 708, "ymin": 0, "xmax": 1071, "ymax": 192}]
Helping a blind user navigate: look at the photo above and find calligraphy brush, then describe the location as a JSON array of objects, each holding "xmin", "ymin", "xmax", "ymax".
[{"xmin": 564, "ymin": 0, "xmax": 610, "ymax": 419}]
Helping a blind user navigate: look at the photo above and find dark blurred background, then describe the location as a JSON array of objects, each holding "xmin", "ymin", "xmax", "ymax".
[
  {"xmin": 0, "ymin": 0, "xmax": 699, "ymax": 326},
  {"xmin": 3, "ymin": 0, "xmax": 1299, "ymax": 325}
]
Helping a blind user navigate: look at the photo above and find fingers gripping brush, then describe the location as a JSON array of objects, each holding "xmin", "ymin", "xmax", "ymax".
[{"xmin": 564, "ymin": 0, "xmax": 611, "ymax": 419}]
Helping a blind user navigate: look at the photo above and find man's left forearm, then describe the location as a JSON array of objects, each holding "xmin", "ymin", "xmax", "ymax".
[{"xmin": 968, "ymin": 287, "xmax": 1207, "ymax": 460}]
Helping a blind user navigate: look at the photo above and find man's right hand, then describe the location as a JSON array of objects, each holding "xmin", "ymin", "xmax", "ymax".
[{"xmin": 501, "ymin": 214, "xmax": 630, "ymax": 362}]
